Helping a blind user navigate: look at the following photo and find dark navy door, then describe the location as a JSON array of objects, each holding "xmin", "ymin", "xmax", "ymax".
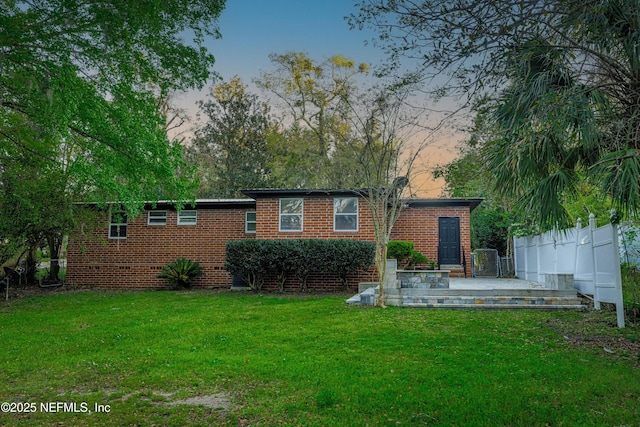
[{"xmin": 438, "ymin": 217, "xmax": 460, "ymax": 265}]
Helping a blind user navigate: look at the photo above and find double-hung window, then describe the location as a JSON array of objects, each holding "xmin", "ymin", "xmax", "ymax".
[
  {"xmin": 279, "ymin": 198, "xmax": 303, "ymax": 231},
  {"xmin": 246, "ymin": 211, "xmax": 256, "ymax": 233},
  {"xmin": 109, "ymin": 212, "xmax": 128, "ymax": 239},
  {"xmin": 334, "ymin": 197, "xmax": 358, "ymax": 231}
]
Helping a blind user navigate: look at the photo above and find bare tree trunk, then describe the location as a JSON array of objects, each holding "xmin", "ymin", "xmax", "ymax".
[
  {"xmin": 375, "ymin": 241, "xmax": 389, "ymax": 307},
  {"xmin": 46, "ymin": 232, "xmax": 64, "ymax": 282}
]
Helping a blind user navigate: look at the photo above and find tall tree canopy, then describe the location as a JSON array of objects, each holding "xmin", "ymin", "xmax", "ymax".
[
  {"xmin": 1, "ymin": 0, "xmax": 225, "ymax": 277},
  {"xmin": 256, "ymin": 52, "xmax": 370, "ymax": 187},
  {"xmin": 188, "ymin": 77, "xmax": 275, "ymax": 198},
  {"xmin": 352, "ymin": 0, "xmax": 640, "ymax": 229},
  {"xmin": 1, "ymin": 0, "xmax": 225, "ymax": 210}
]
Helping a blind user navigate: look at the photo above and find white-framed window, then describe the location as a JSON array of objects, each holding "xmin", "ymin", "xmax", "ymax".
[
  {"xmin": 334, "ymin": 197, "xmax": 358, "ymax": 231},
  {"xmin": 178, "ymin": 210, "xmax": 197, "ymax": 225},
  {"xmin": 279, "ymin": 198, "xmax": 303, "ymax": 231},
  {"xmin": 109, "ymin": 212, "xmax": 128, "ymax": 239},
  {"xmin": 147, "ymin": 210, "xmax": 167, "ymax": 225},
  {"xmin": 246, "ymin": 211, "xmax": 256, "ymax": 233}
]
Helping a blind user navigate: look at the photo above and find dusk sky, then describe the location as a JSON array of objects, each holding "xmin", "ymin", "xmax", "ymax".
[{"xmin": 176, "ymin": 0, "xmax": 459, "ymax": 196}]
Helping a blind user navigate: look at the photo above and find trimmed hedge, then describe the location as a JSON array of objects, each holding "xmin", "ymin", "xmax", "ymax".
[{"xmin": 224, "ymin": 239, "xmax": 375, "ymax": 291}]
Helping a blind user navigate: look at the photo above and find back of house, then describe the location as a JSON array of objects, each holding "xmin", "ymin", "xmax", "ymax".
[{"xmin": 66, "ymin": 190, "xmax": 481, "ymax": 290}]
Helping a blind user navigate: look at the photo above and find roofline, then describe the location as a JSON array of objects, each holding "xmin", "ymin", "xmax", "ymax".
[
  {"xmin": 404, "ymin": 198, "xmax": 483, "ymax": 212},
  {"xmin": 148, "ymin": 199, "xmax": 256, "ymax": 210},
  {"xmin": 77, "ymin": 199, "xmax": 256, "ymax": 210},
  {"xmin": 241, "ymin": 188, "xmax": 361, "ymax": 199},
  {"xmin": 241, "ymin": 189, "xmax": 482, "ymax": 211},
  {"xmin": 76, "ymin": 194, "xmax": 482, "ymax": 211}
]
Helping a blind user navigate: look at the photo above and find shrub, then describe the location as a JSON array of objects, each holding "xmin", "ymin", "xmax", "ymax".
[
  {"xmin": 326, "ymin": 239, "xmax": 375, "ymax": 290},
  {"xmin": 387, "ymin": 241, "xmax": 414, "ymax": 263},
  {"xmin": 224, "ymin": 240, "xmax": 269, "ymax": 290},
  {"xmin": 158, "ymin": 258, "xmax": 203, "ymax": 288},
  {"xmin": 224, "ymin": 239, "xmax": 376, "ymax": 291},
  {"xmin": 387, "ymin": 240, "xmax": 433, "ymax": 269},
  {"xmin": 408, "ymin": 250, "xmax": 430, "ymax": 267},
  {"xmin": 264, "ymin": 240, "xmax": 297, "ymax": 292},
  {"xmin": 621, "ymin": 262, "xmax": 640, "ymax": 323},
  {"xmin": 289, "ymin": 239, "xmax": 320, "ymax": 292}
]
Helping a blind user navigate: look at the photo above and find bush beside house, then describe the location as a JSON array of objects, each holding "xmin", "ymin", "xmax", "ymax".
[{"xmin": 225, "ymin": 239, "xmax": 375, "ymax": 291}]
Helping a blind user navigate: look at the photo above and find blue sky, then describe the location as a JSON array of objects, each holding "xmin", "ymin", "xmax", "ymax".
[
  {"xmin": 207, "ymin": 0, "xmax": 382, "ymax": 83},
  {"xmin": 175, "ymin": 0, "xmax": 382, "ymax": 112}
]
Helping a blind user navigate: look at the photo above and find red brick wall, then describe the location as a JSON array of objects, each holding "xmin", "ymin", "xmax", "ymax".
[
  {"xmin": 255, "ymin": 197, "xmax": 375, "ymax": 241},
  {"xmin": 66, "ymin": 208, "xmax": 255, "ymax": 289},
  {"xmin": 66, "ymin": 198, "xmax": 474, "ymax": 290},
  {"xmin": 255, "ymin": 197, "xmax": 378, "ymax": 290},
  {"xmin": 392, "ymin": 206, "xmax": 472, "ymax": 277}
]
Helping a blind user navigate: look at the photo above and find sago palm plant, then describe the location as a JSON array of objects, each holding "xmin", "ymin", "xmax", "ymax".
[{"xmin": 158, "ymin": 258, "xmax": 204, "ymax": 288}]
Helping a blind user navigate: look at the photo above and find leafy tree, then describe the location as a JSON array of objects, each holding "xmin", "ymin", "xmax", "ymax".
[
  {"xmin": 1, "ymin": 1, "xmax": 224, "ymax": 205},
  {"xmin": 484, "ymin": 35, "xmax": 635, "ymax": 229},
  {"xmin": 256, "ymin": 52, "xmax": 370, "ymax": 187},
  {"xmin": 188, "ymin": 77, "xmax": 275, "ymax": 198},
  {"xmin": 0, "ymin": 146, "xmax": 75, "ymax": 281},
  {"xmin": 352, "ymin": 0, "xmax": 640, "ymax": 229},
  {"xmin": 1, "ymin": 0, "xmax": 225, "ymax": 277},
  {"xmin": 265, "ymin": 126, "xmax": 323, "ymax": 189}
]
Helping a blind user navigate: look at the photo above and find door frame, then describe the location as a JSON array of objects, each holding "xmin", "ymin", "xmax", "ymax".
[{"xmin": 438, "ymin": 216, "xmax": 461, "ymax": 266}]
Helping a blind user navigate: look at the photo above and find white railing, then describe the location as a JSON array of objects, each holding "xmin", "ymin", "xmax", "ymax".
[{"xmin": 514, "ymin": 214, "xmax": 625, "ymax": 327}]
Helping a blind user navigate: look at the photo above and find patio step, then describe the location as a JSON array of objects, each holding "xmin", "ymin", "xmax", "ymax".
[
  {"xmin": 440, "ymin": 264, "xmax": 466, "ymax": 278},
  {"xmin": 400, "ymin": 295, "xmax": 585, "ymax": 310},
  {"xmin": 348, "ymin": 286, "xmax": 586, "ymax": 310},
  {"xmin": 392, "ymin": 287, "xmax": 584, "ymax": 309}
]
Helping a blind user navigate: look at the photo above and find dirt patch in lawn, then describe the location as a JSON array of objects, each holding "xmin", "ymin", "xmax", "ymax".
[
  {"xmin": 546, "ymin": 311, "xmax": 640, "ymax": 366},
  {"xmin": 119, "ymin": 390, "xmax": 234, "ymax": 411},
  {"xmin": 162, "ymin": 393, "xmax": 233, "ymax": 410}
]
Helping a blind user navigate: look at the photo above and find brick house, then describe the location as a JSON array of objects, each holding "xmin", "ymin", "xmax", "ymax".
[{"xmin": 66, "ymin": 189, "xmax": 481, "ymax": 290}]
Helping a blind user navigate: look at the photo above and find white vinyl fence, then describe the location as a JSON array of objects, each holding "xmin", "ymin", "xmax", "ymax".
[{"xmin": 514, "ymin": 214, "xmax": 625, "ymax": 327}]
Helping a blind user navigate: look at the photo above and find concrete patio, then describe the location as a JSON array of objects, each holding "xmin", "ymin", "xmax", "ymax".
[{"xmin": 348, "ymin": 276, "xmax": 586, "ymax": 310}]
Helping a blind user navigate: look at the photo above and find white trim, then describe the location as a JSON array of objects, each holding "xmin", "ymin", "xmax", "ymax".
[
  {"xmin": 147, "ymin": 210, "xmax": 167, "ymax": 225},
  {"xmin": 279, "ymin": 198, "xmax": 303, "ymax": 232},
  {"xmin": 333, "ymin": 197, "xmax": 358, "ymax": 232},
  {"xmin": 108, "ymin": 212, "xmax": 128, "ymax": 239},
  {"xmin": 177, "ymin": 210, "xmax": 197, "ymax": 225},
  {"xmin": 246, "ymin": 211, "xmax": 256, "ymax": 233}
]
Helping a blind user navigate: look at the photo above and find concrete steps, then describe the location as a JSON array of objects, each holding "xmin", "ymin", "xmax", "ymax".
[
  {"xmin": 440, "ymin": 264, "xmax": 466, "ymax": 278},
  {"xmin": 400, "ymin": 295, "xmax": 584, "ymax": 310},
  {"xmin": 348, "ymin": 287, "xmax": 586, "ymax": 310}
]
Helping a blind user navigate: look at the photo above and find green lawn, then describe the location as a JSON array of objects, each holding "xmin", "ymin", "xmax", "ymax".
[{"xmin": 1, "ymin": 290, "xmax": 639, "ymax": 426}]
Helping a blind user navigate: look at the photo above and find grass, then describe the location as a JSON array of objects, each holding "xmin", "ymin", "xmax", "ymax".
[{"xmin": 1, "ymin": 290, "xmax": 639, "ymax": 426}]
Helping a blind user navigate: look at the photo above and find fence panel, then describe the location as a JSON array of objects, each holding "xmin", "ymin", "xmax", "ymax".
[
  {"xmin": 574, "ymin": 225, "xmax": 595, "ymax": 295},
  {"xmin": 513, "ymin": 215, "xmax": 625, "ymax": 327},
  {"xmin": 525, "ymin": 237, "xmax": 538, "ymax": 282},
  {"xmin": 514, "ymin": 237, "xmax": 526, "ymax": 278}
]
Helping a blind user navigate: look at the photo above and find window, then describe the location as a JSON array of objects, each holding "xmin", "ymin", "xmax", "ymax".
[
  {"xmin": 246, "ymin": 211, "xmax": 256, "ymax": 233},
  {"xmin": 147, "ymin": 210, "xmax": 167, "ymax": 225},
  {"xmin": 109, "ymin": 212, "xmax": 128, "ymax": 239},
  {"xmin": 334, "ymin": 197, "xmax": 358, "ymax": 231},
  {"xmin": 279, "ymin": 198, "xmax": 303, "ymax": 231},
  {"xmin": 178, "ymin": 210, "xmax": 197, "ymax": 225}
]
